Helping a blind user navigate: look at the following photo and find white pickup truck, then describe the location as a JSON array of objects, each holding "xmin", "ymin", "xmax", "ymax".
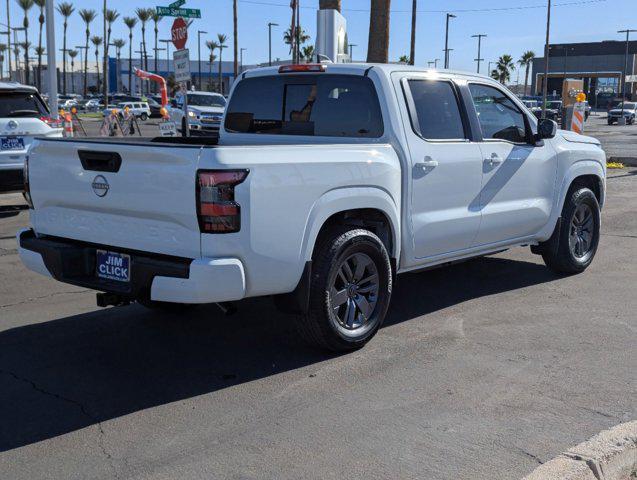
[{"xmin": 18, "ymin": 63, "xmax": 606, "ymax": 351}]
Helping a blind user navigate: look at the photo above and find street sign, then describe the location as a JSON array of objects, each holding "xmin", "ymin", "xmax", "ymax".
[
  {"xmin": 626, "ymin": 75, "xmax": 637, "ymax": 83},
  {"xmin": 156, "ymin": 6, "xmax": 201, "ymax": 18},
  {"xmin": 173, "ymin": 48, "xmax": 191, "ymax": 83},
  {"xmin": 171, "ymin": 17, "xmax": 188, "ymax": 50},
  {"xmin": 159, "ymin": 121, "xmax": 177, "ymax": 137},
  {"xmin": 168, "ymin": 0, "xmax": 185, "ymax": 8}
]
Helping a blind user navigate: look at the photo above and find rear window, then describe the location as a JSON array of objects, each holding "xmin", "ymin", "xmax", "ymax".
[
  {"xmin": 224, "ymin": 74, "xmax": 384, "ymax": 138},
  {"xmin": 0, "ymin": 91, "xmax": 48, "ymax": 117}
]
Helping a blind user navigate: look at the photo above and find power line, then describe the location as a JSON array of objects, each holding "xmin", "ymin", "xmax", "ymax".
[{"xmin": 238, "ymin": 0, "xmax": 610, "ymax": 14}]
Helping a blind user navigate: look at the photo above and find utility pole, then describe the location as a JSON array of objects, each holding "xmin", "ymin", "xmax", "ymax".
[
  {"xmin": 434, "ymin": 58, "xmax": 440, "ymax": 68},
  {"xmin": 59, "ymin": 48, "xmax": 69, "ymax": 93},
  {"xmin": 267, "ymin": 22, "xmax": 278, "ymax": 66},
  {"xmin": 541, "ymin": 0, "xmax": 552, "ymax": 119},
  {"xmin": 45, "ymin": 0, "xmax": 58, "ymax": 116},
  {"xmin": 135, "ymin": 45, "xmax": 144, "ymax": 96},
  {"xmin": 443, "ymin": 13, "xmax": 456, "ymax": 69},
  {"xmin": 159, "ymin": 39, "xmax": 171, "ymax": 72},
  {"xmin": 75, "ymin": 45, "xmax": 88, "ymax": 95},
  {"xmin": 617, "ymin": 29, "xmax": 637, "ymax": 125},
  {"xmin": 5, "ymin": 0, "xmax": 11, "ymax": 80},
  {"xmin": 348, "ymin": 43, "xmax": 357, "ymax": 62},
  {"xmin": 197, "ymin": 30, "xmax": 207, "ymax": 90},
  {"xmin": 409, "ymin": 0, "xmax": 417, "ymax": 65},
  {"xmin": 472, "ymin": 34, "xmax": 487, "ymax": 74}
]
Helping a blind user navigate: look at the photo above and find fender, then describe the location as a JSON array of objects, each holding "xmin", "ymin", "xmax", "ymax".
[
  {"xmin": 300, "ymin": 186, "xmax": 401, "ymax": 263},
  {"xmin": 536, "ymin": 159, "xmax": 605, "ymax": 241}
]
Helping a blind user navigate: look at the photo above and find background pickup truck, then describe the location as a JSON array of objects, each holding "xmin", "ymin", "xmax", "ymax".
[{"xmin": 18, "ymin": 63, "xmax": 606, "ymax": 351}]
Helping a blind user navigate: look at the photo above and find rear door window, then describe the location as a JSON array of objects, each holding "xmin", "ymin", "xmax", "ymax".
[
  {"xmin": 469, "ymin": 83, "xmax": 528, "ymax": 143},
  {"xmin": 0, "ymin": 91, "xmax": 48, "ymax": 117},
  {"xmin": 225, "ymin": 74, "xmax": 383, "ymax": 138}
]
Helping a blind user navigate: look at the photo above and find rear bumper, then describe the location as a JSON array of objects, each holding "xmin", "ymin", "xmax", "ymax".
[{"xmin": 17, "ymin": 229, "xmax": 246, "ymax": 304}]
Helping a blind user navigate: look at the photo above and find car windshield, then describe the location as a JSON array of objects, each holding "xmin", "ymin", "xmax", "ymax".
[
  {"xmin": 187, "ymin": 94, "xmax": 226, "ymax": 107},
  {"xmin": 548, "ymin": 101, "xmax": 562, "ymax": 109},
  {"xmin": 618, "ymin": 102, "xmax": 636, "ymax": 109},
  {"xmin": 0, "ymin": 91, "xmax": 49, "ymax": 117}
]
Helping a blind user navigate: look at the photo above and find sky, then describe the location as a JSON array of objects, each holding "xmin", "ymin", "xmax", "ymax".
[{"xmin": 1, "ymin": 0, "xmax": 635, "ymax": 75}]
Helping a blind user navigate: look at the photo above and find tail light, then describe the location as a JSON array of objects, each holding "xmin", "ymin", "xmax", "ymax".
[
  {"xmin": 278, "ymin": 64, "xmax": 326, "ymax": 73},
  {"xmin": 197, "ymin": 170, "xmax": 249, "ymax": 233},
  {"xmin": 40, "ymin": 115, "xmax": 63, "ymax": 129},
  {"xmin": 23, "ymin": 155, "xmax": 33, "ymax": 208}
]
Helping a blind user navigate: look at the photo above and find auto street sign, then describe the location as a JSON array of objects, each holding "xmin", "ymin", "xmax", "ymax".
[
  {"xmin": 168, "ymin": 0, "xmax": 185, "ymax": 7},
  {"xmin": 173, "ymin": 48, "xmax": 191, "ymax": 83},
  {"xmin": 156, "ymin": 6, "xmax": 201, "ymax": 18}
]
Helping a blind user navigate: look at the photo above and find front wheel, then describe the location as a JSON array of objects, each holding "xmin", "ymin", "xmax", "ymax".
[
  {"xmin": 296, "ymin": 227, "xmax": 392, "ymax": 351},
  {"xmin": 541, "ymin": 187, "xmax": 600, "ymax": 274},
  {"xmin": 140, "ymin": 113, "xmax": 148, "ymax": 121}
]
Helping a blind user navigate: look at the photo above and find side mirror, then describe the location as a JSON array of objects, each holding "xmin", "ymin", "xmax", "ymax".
[{"xmin": 537, "ymin": 118, "xmax": 557, "ymax": 140}]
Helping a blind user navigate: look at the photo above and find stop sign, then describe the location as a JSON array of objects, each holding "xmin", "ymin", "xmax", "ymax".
[{"xmin": 171, "ymin": 17, "xmax": 188, "ymax": 50}]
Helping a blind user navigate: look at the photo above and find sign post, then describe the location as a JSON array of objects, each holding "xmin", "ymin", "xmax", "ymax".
[{"xmin": 173, "ymin": 48, "xmax": 191, "ymax": 137}]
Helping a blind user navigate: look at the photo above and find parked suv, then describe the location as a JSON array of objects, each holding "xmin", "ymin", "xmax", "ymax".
[
  {"xmin": 0, "ymin": 82, "xmax": 63, "ymax": 192},
  {"xmin": 18, "ymin": 65, "xmax": 606, "ymax": 351},
  {"xmin": 607, "ymin": 102, "xmax": 637, "ymax": 125},
  {"xmin": 170, "ymin": 91, "xmax": 226, "ymax": 135}
]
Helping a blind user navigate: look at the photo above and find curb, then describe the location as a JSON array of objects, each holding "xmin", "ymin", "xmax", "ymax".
[
  {"xmin": 523, "ymin": 421, "xmax": 637, "ymax": 480},
  {"xmin": 608, "ymin": 157, "xmax": 637, "ymax": 167}
]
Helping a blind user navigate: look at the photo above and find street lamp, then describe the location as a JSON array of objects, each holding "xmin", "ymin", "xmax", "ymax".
[
  {"xmin": 75, "ymin": 45, "xmax": 88, "ymax": 96},
  {"xmin": 617, "ymin": 28, "xmax": 637, "ymax": 124},
  {"xmin": 348, "ymin": 43, "xmax": 357, "ymax": 62},
  {"xmin": 267, "ymin": 22, "xmax": 278, "ymax": 66},
  {"xmin": 197, "ymin": 30, "xmax": 208, "ymax": 90},
  {"xmin": 443, "ymin": 13, "xmax": 456, "ymax": 69},
  {"xmin": 471, "ymin": 34, "xmax": 487, "ymax": 74},
  {"xmin": 240, "ymin": 47, "xmax": 247, "ymax": 73},
  {"xmin": 159, "ymin": 39, "xmax": 171, "ymax": 73},
  {"xmin": 541, "ymin": 0, "xmax": 552, "ymax": 119}
]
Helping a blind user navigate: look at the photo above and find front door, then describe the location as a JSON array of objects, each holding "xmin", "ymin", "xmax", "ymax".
[
  {"xmin": 395, "ymin": 75, "xmax": 484, "ymax": 261},
  {"xmin": 466, "ymin": 83, "xmax": 558, "ymax": 245}
]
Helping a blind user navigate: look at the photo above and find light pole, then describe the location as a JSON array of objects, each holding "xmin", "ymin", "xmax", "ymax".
[
  {"xmin": 197, "ymin": 30, "xmax": 207, "ymax": 90},
  {"xmin": 433, "ymin": 58, "xmax": 440, "ymax": 69},
  {"xmin": 153, "ymin": 46, "xmax": 166, "ymax": 77},
  {"xmin": 348, "ymin": 43, "xmax": 357, "ymax": 62},
  {"xmin": 12, "ymin": 27, "xmax": 25, "ymax": 83},
  {"xmin": 471, "ymin": 34, "xmax": 487, "ymax": 74},
  {"xmin": 44, "ymin": 0, "xmax": 57, "ymax": 115},
  {"xmin": 240, "ymin": 47, "xmax": 247, "ymax": 73},
  {"xmin": 267, "ymin": 22, "xmax": 278, "ymax": 66},
  {"xmin": 541, "ymin": 0, "xmax": 552, "ymax": 119},
  {"xmin": 427, "ymin": 61, "xmax": 435, "ymax": 68},
  {"xmin": 443, "ymin": 13, "xmax": 456, "ymax": 69},
  {"xmin": 618, "ymin": 28, "xmax": 637, "ymax": 124},
  {"xmin": 75, "ymin": 45, "xmax": 88, "ymax": 95},
  {"xmin": 159, "ymin": 39, "xmax": 171, "ymax": 73}
]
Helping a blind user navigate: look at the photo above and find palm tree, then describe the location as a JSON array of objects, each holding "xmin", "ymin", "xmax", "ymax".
[
  {"xmin": 79, "ymin": 9, "xmax": 97, "ymax": 97},
  {"xmin": 492, "ymin": 54, "xmax": 515, "ymax": 84},
  {"xmin": 91, "ymin": 35, "xmax": 102, "ymax": 93},
  {"xmin": 112, "ymin": 38, "xmax": 125, "ymax": 91},
  {"xmin": 135, "ymin": 7, "xmax": 152, "ymax": 93},
  {"xmin": 232, "ymin": 0, "xmax": 238, "ymax": 79},
  {"xmin": 398, "ymin": 54, "xmax": 409, "ymax": 63},
  {"xmin": 56, "ymin": 2, "xmax": 75, "ymax": 93},
  {"xmin": 33, "ymin": 0, "xmax": 45, "ymax": 89},
  {"xmin": 151, "ymin": 12, "xmax": 162, "ymax": 92},
  {"xmin": 0, "ymin": 44, "xmax": 6, "ymax": 79},
  {"xmin": 206, "ymin": 40, "xmax": 218, "ymax": 91},
  {"xmin": 68, "ymin": 49, "xmax": 77, "ymax": 93},
  {"xmin": 123, "ymin": 16, "xmax": 137, "ymax": 93},
  {"xmin": 104, "ymin": 9, "xmax": 119, "ymax": 102},
  {"xmin": 319, "ymin": 0, "xmax": 340, "ymax": 9},
  {"xmin": 367, "ymin": 0, "xmax": 391, "ymax": 63},
  {"xmin": 216, "ymin": 34, "xmax": 227, "ymax": 94},
  {"xmin": 17, "ymin": 0, "xmax": 34, "ymax": 85},
  {"xmin": 302, "ymin": 45, "xmax": 314, "ymax": 63},
  {"xmin": 519, "ymin": 50, "xmax": 536, "ymax": 96},
  {"xmin": 283, "ymin": 26, "xmax": 310, "ymax": 53}
]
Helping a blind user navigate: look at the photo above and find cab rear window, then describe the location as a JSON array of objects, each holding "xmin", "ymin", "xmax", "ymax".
[
  {"xmin": 224, "ymin": 74, "xmax": 384, "ymax": 138},
  {"xmin": 0, "ymin": 91, "xmax": 48, "ymax": 118}
]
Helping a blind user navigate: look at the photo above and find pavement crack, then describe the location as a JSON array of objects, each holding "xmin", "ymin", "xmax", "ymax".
[
  {"xmin": 1, "ymin": 368, "xmax": 120, "ymax": 479},
  {"xmin": 602, "ymin": 233, "xmax": 637, "ymax": 239},
  {"xmin": 0, "ymin": 289, "xmax": 90, "ymax": 309},
  {"xmin": 578, "ymin": 406, "xmax": 622, "ymax": 421}
]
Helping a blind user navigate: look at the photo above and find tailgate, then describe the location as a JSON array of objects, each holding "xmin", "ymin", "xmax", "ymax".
[{"xmin": 28, "ymin": 139, "xmax": 203, "ymax": 259}]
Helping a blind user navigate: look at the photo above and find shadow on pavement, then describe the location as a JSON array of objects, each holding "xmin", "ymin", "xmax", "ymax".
[
  {"xmin": 0, "ymin": 255, "xmax": 558, "ymax": 452},
  {"xmin": 0, "ymin": 205, "xmax": 28, "ymax": 219}
]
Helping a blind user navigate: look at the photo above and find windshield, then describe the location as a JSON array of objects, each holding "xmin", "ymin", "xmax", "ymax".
[
  {"xmin": 548, "ymin": 101, "xmax": 562, "ymax": 109},
  {"xmin": 0, "ymin": 91, "xmax": 49, "ymax": 117},
  {"xmin": 187, "ymin": 94, "xmax": 226, "ymax": 108},
  {"xmin": 618, "ymin": 102, "xmax": 636, "ymax": 109}
]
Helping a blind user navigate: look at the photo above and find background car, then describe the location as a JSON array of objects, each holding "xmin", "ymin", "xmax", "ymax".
[
  {"xmin": 169, "ymin": 91, "xmax": 226, "ymax": 135},
  {"xmin": 607, "ymin": 102, "xmax": 637, "ymax": 125}
]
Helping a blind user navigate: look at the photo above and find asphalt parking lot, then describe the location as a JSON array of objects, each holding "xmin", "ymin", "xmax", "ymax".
[
  {"xmin": 0, "ymin": 164, "xmax": 635, "ymax": 479},
  {"xmin": 584, "ymin": 113, "xmax": 637, "ymax": 161}
]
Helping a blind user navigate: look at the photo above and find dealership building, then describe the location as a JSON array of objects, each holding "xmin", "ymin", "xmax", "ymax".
[{"xmin": 531, "ymin": 40, "xmax": 637, "ymax": 108}]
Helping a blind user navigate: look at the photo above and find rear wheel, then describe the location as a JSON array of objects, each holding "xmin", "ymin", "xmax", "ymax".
[
  {"xmin": 541, "ymin": 187, "xmax": 600, "ymax": 274},
  {"xmin": 296, "ymin": 227, "xmax": 392, "ymax": 351},
  {"xmin": 140, "ymin": 113, "xmax": 148, "ymax": 121}
]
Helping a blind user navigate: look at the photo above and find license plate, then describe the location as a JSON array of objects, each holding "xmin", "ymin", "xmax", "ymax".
[
  {"xmin": 96, "ymin": 250, "xmax": 131, "ymax": 283},
  {"xmin": 1, "ymin": 136, "xmax": 24, "ymax": 151}
]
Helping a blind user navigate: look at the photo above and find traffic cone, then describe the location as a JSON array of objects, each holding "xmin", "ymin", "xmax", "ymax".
[{"xmin": 63, "ymin": 113, "xmax": 74, "ymax": 138}]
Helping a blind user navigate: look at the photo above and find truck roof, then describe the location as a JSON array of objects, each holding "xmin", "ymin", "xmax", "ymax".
[
  {"xmin": 242, "ymin": 62, "xmax": 496, "ymax": 82},
  {"xmin": 0, "ymin": 81, "xmax": 39, "ymax": 93}
]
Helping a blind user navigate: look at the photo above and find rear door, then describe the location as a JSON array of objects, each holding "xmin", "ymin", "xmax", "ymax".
[
  {"xmin": 393, "ymin": 74, "xmax": 484, "ymax": 260},
  {"xmin": 466, "ymin": 83, "xmax": 557, "ymax": 245},
  {"xmin": 29, "ymin": 140, "xmax": 203, "ymax": 259}
]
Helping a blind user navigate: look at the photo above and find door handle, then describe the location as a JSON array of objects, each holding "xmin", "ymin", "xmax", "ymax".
[
  {"xmin": 417, "ymin": 157, "xmax": 439, "ymax": 169},
  {"xmin": 484, "ymin": 154, "xmax": 503, "ymax": 166}
]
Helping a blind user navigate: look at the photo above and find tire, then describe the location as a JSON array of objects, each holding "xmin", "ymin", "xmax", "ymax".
[
  {"xmin": 296, "ymin": 227, "xmax": 392, "ymax": 352},
  {"xmin": 628, "ymin": 117, "xmax": 635, "ymax": 125},
  {"xmin": 607, "ymin": 120, "xmax": 614, "ymax": 125},
  {"xmin": 181, "ymin": 118, "xmax": 187, "ymax": 137},
  {"xmin": 541, "ymin": 187, "xmax": 600, "ymax": 274},
  {"xmin": 140, "ymin": 113, "xmax": 148, "ymax": 121}
]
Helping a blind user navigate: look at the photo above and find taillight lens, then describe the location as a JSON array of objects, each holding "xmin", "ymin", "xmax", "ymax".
[
  {"xmin": 197, "ymin": 170, "xmax": 249, "ymax": 233},
  {"xmin": 23, "ymin": 155, "xmax": 33, "ymax": 208},
  {"xmin": 278, "ymin": 63, "xmax": 326, "ymax": 73},
  {"xmin": 40, "ymin": 115, "xmax": 63, "ymax": 128}
]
